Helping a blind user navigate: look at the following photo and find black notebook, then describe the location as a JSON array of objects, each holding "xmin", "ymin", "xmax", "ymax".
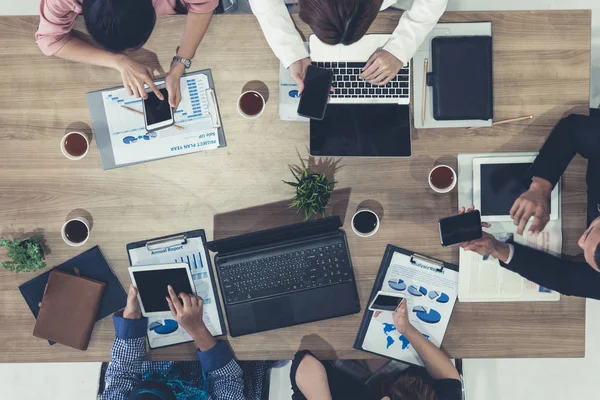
[
  {"xmin": 429, "ymin": 36, "xmax": 493, "ymax": 121},
  {"xmin": 20, "ymin": 246, "xmax": 127, "ymax": 344}
]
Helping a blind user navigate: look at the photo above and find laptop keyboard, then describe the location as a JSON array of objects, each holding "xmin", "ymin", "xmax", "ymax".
[
  {"xmin": 313, "ymin": 61, "xmax": 410, "ymax": 104},
  {"xmin": 219, "ymin": 242, "xmax": 353, "ymax": 305}
]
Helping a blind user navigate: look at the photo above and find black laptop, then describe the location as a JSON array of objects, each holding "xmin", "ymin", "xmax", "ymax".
[{"xmin": 206, "ymin": 216, "xmax": 360, "ymax": 337}]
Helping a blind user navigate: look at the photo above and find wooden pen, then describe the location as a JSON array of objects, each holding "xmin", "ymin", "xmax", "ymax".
[
  {"xmin": 492, "ymin": 115, "xmax": 533, "ymax": 126},
  {"xmin": 120, "ymin": 105, "xmax": 184, "ymax": 130},
  {"xmin": 421, "ymin": 58, "xmax": 428, "ymax": 126}
]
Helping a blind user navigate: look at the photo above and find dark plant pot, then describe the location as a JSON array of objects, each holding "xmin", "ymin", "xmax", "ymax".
[{"xmin": 20, "ymin": 238, "xmax": 45, "ymax": 259}]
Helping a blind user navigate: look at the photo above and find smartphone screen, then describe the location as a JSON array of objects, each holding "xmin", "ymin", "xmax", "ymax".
[
  {"xmin": 297, "ymin": 66, "xmax": 333, "ymax": 120},
  {"xmin": 438, "ymin": 211, "xmax": 483, "ymax": 247},
  {"xmin": 370, "ymin": 294, "xmax": 404, "ymax": 312},
  {"xmin": 143, "ymin": 88, "xmax": 172, "ymax": 127}
]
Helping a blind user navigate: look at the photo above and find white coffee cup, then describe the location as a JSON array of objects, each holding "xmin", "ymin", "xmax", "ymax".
[
  {"xmin": 351, "ymin": 209, "xmax": 380, "ymax": 238},
  {"xmin": 428, "ymin": 165, "xmax": 457, "ymax": 194},
  {"xmin": 237, "ymin": 90, "xmax": 265, "ymax": 119},
  {"xmin": 60, "ymin": 131, "xmax": 89, "ymax": 160},
  {"xmin": 61, "ymin": 217, "xmax": 90, "ymax": 247}
]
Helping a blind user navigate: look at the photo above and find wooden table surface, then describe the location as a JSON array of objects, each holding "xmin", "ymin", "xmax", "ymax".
[{"xmin": 0, "ymin": 10, "xmax": 591, "ymax": 362}]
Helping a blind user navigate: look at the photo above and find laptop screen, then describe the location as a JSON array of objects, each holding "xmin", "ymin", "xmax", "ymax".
[{"xmin": 310, "ymin": 104, "xmax": 411, "ymax": 157}]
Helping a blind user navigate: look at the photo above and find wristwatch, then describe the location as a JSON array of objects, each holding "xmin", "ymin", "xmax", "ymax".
[{"xmin": 172, "ymin": 55, "xmax": 192, "ymax": 69}]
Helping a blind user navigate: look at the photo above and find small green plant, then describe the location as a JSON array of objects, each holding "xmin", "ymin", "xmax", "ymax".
[
  {"xmin": 284, "ymin": 167, "xmax": 335, "ymax": 221},
  {"xmin": 0, "ymin": 235, "xmax": 46, "ymax": 273}
]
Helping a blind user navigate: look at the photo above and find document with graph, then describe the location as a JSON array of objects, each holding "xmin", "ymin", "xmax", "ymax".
[
  {"xmin": 86, "ymin": 70, "xmax": 226, "ymax": 170},
  {"xmin": 354, "ymin": 245, "xmax": 458, "ymax": 367}
]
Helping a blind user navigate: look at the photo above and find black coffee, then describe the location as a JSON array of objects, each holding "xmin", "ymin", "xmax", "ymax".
[
  {"xmin": 64, "ymin": 220, "xmax": 89, "ymax": 243},
  {"xmin": 353, "ymin": 211, "xmax": 378, "ymax": 234}
]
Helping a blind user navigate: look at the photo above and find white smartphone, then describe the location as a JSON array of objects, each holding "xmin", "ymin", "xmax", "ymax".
[
  {"xmin": 128, "ymin": 263, "xmax": 196, "ymax": 317},
  {"xmin": 368, "ymin": 291, "xmax": 407, "ymax": 312},
  {"xmin": 142, "ymin": 84, "xmax": 174, "ymax": 131}
]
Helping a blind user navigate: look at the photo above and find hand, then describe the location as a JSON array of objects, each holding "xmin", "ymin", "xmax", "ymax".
[
  {"xmin": 114, "ymin": 54, "xmax": 163, "ymax": 100},
  {"xmin": 510, "ymin": 178, "xmax": 552, "ymax": 235},
  {"xmin": 392, "ymin": 301, "xmax": 414, "ymax": 335},
  {"xmin": 360, "ymin": 49, "xmax": 403, "ymax": 86},
  {"xmin": 289, "ymin": 57, "xmax": 311, "ymax": 94},
  {"xmin": 460, "ymin": 232, "xmax": 501, "ymax": 257},
  {"xmin": 165, "ymin": 62, "xmax": 185, "ymax": 110},
  {"xmin": 123, "ymin": 284, "xmax": 142, "ymax": 320},
  {"xmin": 166, "ymin": 285, "xmax": 206, "ymax": 338}
]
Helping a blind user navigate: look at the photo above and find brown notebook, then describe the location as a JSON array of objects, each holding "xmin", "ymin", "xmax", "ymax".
[{"xmin": 33, "ymin": 270, "xmax": 105, "ymax": 350}]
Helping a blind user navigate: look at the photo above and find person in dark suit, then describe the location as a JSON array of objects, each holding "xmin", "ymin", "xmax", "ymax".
[{"xmin": 461, "ymin": 114, "xmax": 600, "ymax": 299}]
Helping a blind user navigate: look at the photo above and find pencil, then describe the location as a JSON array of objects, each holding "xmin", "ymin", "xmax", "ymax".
[
  {"xmin": 120, "ymin": 105, "xmax": 184, "ymax": 130},
  {"xmin": 422, "ymin": 58, "xmax": 428, "ymax": 126},
  {"xmin": 492, "ymin": 115, "xmax": 533, "ymax": 126}
]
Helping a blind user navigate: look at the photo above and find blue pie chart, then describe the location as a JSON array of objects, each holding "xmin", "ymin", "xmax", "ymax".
[
  {"xmin": 388, "ymin": 279, "xmax": 407, "ymax": 291},
  {"xmin": 437, "ymin": 293, "xmax": 450, "ymax": 303},
  {"xmin": 408, "ymin": 285, "xmax": 422, "ymax": 296},
  {"xmin": 419, "ymin": 286, "xmax": 428, "ymax": 296},
  {"xmin": 428, "ymin": 291, "xmax": 439, "ymax": 300},
  {"xmin": 152, "ymin": 319, "xmax": 179, "ymax": 335},
  {"xmin": 412, "ymin": 305, "xmax": 427, "ymax": 313},
  {"xmin": 415, "ymin": 309, "xmax": 441, "ymax": 324}
]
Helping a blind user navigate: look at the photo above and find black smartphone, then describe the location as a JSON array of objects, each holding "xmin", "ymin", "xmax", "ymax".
[
  {"xmin": 297, "ymin": 65, "xmax": 333, "ymax": 120},
  {"xmin": 368, "ymin": 291, "xmax": 405, "ymax": 312},
  {"xmin": 438, "ymin": 211, "xmax": 483, "ymax": 247}
]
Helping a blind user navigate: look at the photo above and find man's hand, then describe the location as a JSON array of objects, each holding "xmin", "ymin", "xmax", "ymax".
[
  {"xmin": 392, "ymin": 301, "xmax": 415, "ymax": 335},
  {"xmin": 289, "ymin": 57, "xmax": 311, "ymax": 94},
  {"xmin": 166, "ymin": 285, "xmax": 206, "ymax": 336},
  {"xmin": 460, "ymin": 232, "xmax": 512, "ymax": 263},
  {"xmin": 360, "ymin": 49, "xmax": 403, "ymax": 86},
  {"xmin": 165, "ymin": 62, "xmax": 185, "ymax": 110},
  {"xmin": 510, "ymin": 177, "xmax": 553, "ymax": 236},
  {"xmin": 114, "ymin": 54, "xmax": 163, "ymax": 100},
  {"xmin": 123, "ymin": 284, "xmax": 142, "ymax": 320}
]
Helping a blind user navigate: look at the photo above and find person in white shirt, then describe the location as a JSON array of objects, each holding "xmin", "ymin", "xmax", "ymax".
[{"xmin": 250, "ymin": 0, "xmax": 448, "ymax": 91}]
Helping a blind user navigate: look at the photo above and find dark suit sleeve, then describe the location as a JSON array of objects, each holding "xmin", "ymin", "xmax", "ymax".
[
  {"xmin": 501, "ymin": 243, "xmax": 600, "ymax": 299},
  {"xmin": 530, "ymin": 114, "xmax": 600, "ymax": 188}
]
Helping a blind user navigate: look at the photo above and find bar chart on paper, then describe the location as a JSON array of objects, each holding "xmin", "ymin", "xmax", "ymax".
[{"xmin": 101, "ymin": 73, "xmax": 220, "ymax": 166}]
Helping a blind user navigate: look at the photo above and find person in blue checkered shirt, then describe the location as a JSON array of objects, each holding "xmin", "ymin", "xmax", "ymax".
[{"xmin": 100, "ymin": 284, "xmax": 271, "ymax": 400}]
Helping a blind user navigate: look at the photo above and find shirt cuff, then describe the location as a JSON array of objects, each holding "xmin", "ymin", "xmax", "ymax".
[
  {"xmin": 196, "ymin": 340, "xmax": 234, "ymax": 372},
  {"xmin": 113, "ymin": 315, "xmax": 147, "ymax": 340},
  {"xmin": 187, "ymin": 0, "xmax": 218, "ymax": 14},
  {"xmin": 504, "ymin": 243, "xmax": 515, "ymax": 264},
  {"xmin": 382, "ymin": 41, "xmax": 410, "ymax": 66}
]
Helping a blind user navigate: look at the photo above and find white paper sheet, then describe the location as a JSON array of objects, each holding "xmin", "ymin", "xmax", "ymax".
[
  {"xmin": 361, "ymin": 251, "xmax": 458, "ymax": 366},
  {"xmin": 129, "ymin": 236, "xmax": 223, "ymax": 349},
  {"xmin": 101, "ymin": 74, "xmax": 219, "ymax": 166}
]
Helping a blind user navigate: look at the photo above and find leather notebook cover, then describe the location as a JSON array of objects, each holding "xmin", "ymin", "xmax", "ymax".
[
  {"xmin": 430, "ymin": 36, "xmax": 493, "ymax": 121},
  {"xmin": 33, "ymin": 270, "xmax": 105, "ymax": 350}
]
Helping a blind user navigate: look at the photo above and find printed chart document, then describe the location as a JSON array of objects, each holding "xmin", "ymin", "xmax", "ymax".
[
  {"xmin": 129, "ymin": 236, "xmax": 223, "ymax": 349},
  {"xmin": 458, "ymin": 226, "xmax": 562, "ymax": 302},
  {"xmin": 101, "ymin": 73, "xmax": 220, "ymax": 166},
  {"xmin": 361, "ymin": 251, "xmax": 458, "ymax": 367}
]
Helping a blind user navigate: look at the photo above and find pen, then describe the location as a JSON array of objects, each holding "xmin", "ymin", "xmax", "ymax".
[
  {"xmin": 421, "ymin": 58, "xmax": 428, "ymax": 126},
  {"xmin": 120, "ymin": 105, "xmax": 184, "ymax": 130},
  {"xmin": 492, "ymin": 115, "xmax": 533, "ymax": 126}
]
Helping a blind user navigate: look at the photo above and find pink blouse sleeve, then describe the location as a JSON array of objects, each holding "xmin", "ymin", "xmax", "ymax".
[
  {"xmin": 35, "ymin": 0, "xmax": 81, "ymax": 56},
  {"xmin": 184, "ymin": 0, "xmax": 218, "ymax": 14}
]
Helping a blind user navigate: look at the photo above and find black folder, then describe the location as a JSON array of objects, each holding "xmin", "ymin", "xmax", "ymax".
[{"xmin": 429, "ymin": 36, "xmax": 493, "ymax": 121}]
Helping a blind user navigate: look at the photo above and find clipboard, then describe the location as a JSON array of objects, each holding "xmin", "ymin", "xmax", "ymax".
[
  {"xmin": 126, "ymin": 229, "xmax": 227, "ymax": 349},
  {"xmin": 87, "ymin": 69, "xmax": 226, "ymax": 170},
  {"xmin": 354, "ymin": 245, "xmax": 458, "ymax": 366}
]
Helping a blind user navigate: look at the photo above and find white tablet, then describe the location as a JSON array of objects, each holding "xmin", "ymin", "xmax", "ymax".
[
  {"xmin": 473, "ymin": 156, "xmax": 559, "ymax": 222},
  {"xmin": 128, "ymin": 263, "xmax": 196, "ymax": 317}
]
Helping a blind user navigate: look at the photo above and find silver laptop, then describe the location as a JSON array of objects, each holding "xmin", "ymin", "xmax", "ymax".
[{"xmin": 310, "ymin": 34, "xmax": 410, "ymax": 105}]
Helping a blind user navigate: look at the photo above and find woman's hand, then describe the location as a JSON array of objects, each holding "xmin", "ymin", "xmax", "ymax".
[
  {"xmin": 289, "ymin": 57, "xmax": 312, "ymax": 94},
  {"xmin": 114, "ymin": 54, "xmax": 163, "ymax": 100},
  {"xmin": 165, "ymin": 62, "xmax": 185, "ymax": 110},
  {"xmin": 392, "ymin": 301, "xmax": 414, "ymax": 335},
  {"xmin": 360, "ymin": 49, "xmax": 403, "ymax": 86},
  {"xmin": 123, "ymin": 284, "xmax": 142, "ymax": 320}
]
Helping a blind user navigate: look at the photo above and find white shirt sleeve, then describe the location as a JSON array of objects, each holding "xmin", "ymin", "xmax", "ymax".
[
  {"xmin": 382, "ymin": 0, "xmax": 448, "ymax": 64},
  {"xmin": 504, "ymin": 243, "xmax": 515, "ymax": 264},
  {"xmin": 249, "ymin": 0, "xmax": 309, "ymax": 68}
]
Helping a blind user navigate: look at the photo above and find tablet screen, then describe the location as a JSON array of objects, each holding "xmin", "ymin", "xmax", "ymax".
[
  {"xmin": 479, "ymin": 163, "xmax": 550, "ymax": 216},
  {"xmin": 133, "ymin": 268, "xmax": 194, "ymax": 313}
]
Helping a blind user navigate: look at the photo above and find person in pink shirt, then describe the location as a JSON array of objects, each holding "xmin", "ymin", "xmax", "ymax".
[{"xmin": 36, "ymin": 0, "xmax": 218, "ymax": 109}]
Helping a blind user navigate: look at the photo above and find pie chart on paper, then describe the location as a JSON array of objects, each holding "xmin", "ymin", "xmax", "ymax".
[
  {"xmin": 415, "ymin": 308, "xmax": 442, "ymax": 324},
  {"xmin": 388, "ymin": 279, "xmax": 407, "ymax": 291},
  {"xmin": 408, "ymin": 285, "xmax": 422, "ymax": 296}
]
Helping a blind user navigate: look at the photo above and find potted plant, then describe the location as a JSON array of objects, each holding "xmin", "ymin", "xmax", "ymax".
[
  {"xmin": 284, "ymin": 167, "xmax": 335, "ymax": 221},
  {"xmin": 0, "ymin": 234, "xmax": 46, "ymax": 273}
]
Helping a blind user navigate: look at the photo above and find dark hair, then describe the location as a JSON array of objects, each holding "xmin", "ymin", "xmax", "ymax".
[
  {"xmin": 298, "ymin": 0, "xmax": 383, "ymax": 46},
  {"xmin": 594, "ymin": 242, "xmax": 600, "ymax": 269},
  {"xmin": 83, "ymin": 0, "xmax": 157, "ymax": 53},
  {"xmin": 381, "ymin": 375, "xmax": 437, "ymax": 400},
  {"xmin": 128, "ymin": 381, "xmax": 177, "ymax": 400}
]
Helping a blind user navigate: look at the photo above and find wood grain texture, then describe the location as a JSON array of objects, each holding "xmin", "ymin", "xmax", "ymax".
[{"xmin": 0, "ymin": 10, "xmax": 590, "ymax": 362}]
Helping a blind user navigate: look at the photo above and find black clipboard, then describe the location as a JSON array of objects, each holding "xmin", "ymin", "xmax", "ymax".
[
  {"xmin": 126, "ymin": 229, "xmax": 227, "ymax": 349},
  {"xmin": 353, "ymin": 244, "xmax": 458, "ymax": 365}
]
